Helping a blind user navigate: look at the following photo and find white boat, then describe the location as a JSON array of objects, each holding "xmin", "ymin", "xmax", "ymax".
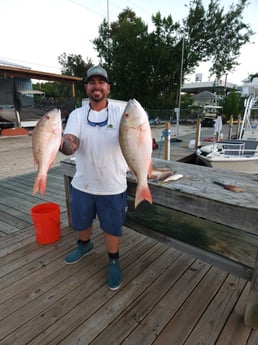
[
  {"xmin": 196, "ymin": 84, "xmax": 258, "ymax": 174},
  {"xmin": 0, "ymin": 78, "xmax": 76, "ymax": 129}
]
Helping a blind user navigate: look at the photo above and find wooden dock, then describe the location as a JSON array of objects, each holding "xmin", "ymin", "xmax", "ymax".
[{"xmin": 1, "ymin": 166, "xmax": 258, "ymax": 344}]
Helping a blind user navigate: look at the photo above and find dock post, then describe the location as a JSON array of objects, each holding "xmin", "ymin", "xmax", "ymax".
[
  {"xmin": 228, "ymin": 115, "xmax": 233, "ymax": 139},
  {"xmin": 163, "ymin": 122, "xmax": 171, "ymax": 160},
  {"xmin": 195, "ymin": 118, "xmax": 201, "ymax": 149},
  {"xmin": 244, "ymin": 251, "xmax": 258, "ymax": 329}
]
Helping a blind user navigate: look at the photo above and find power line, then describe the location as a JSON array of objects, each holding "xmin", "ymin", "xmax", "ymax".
[
  {"xmin": 126, "ymin": 0, "xmax": 152, "ymax": 16},
  {"xmin": 0, "ymin": 56, "xmax": 59, "ymax": 72},
  {"xmin": 69, "ymin": 0, "xmax": 105, "ymax": 17}
]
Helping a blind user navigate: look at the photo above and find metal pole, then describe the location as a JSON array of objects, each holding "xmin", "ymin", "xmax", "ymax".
[
  {"xmin": 107, "ymin": 0, "xmax": 109, "ymax": 27},
  {"xmin": 163, "ymin": 123, "xmax": 171, "ymax": 160},
  {"xmin": 177, "ymin": 35, "xmax": 185, "ymax": 137}
]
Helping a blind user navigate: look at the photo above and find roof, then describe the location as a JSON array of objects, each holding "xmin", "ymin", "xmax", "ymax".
[
  {"xmin": 182, "ymin": 80, "xmax": 238, "ymax": 94},
  {"xmin": 18, "ymin": 90, "xmax": 45, "ymax": 95},
  {"xmin": 192, "ymin": 90, "xmax": 216, "ymax": 99},
  {"xmin": 0, "ymin": 65, "xmax": 82, "ymax": 84}
]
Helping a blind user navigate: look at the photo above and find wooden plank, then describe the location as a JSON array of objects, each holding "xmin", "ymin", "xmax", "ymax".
[
  {"xmin": 152, "ymin": 266, "xmax": 229, "ymax": 345},
  {"xmin": 125, "ymin": 212, "xmax": 253, "ymax": 281},
  {"xmin": 90, "ymin": 258, "xmax": 209, "ymax": 345},
  {"xmin": 133, "ymin": 160, "xmax": 258, "ymax": 234},
  {"xmin": 183, "ymin": 274, "xmax": 246, "ymax": 345},
  {"xmin": 7, "ymin": 170, "xmax": 66, "ymax": 195},
  {"xmin": 60, "ymin": 157, "xmax": 258, "ymax": 234},
  {"xmin": 40, "ymin": 244, "xmax": 176, "ymax": 345},
  {"xmin": 59, "ymin": 157, "xmax": 258, "ymax": 329},
  {"xmin": 247, "ymin": 330, "xmax": 258, "ymax": 344},
  {"xmin": 0, "ymin": 231, "xmax": 158, "ymax": 344},
  {"xmin": 244, "ymin": 252, "xmax": 258, "ymax": 328},
  {"xmin": 0, "ymin": 227, "xmax": 74, "ymax": 296},
  {"xmin": 120, "ymin": 264, "xmax": 227, "ymax": 345},
  {"xmin": 0, "ymin": 226, "xmax": 34, "ymax": 251},
  {"xmin": 128, "ymin": 178, "xmax": 258, "ymax": 234},
  {"xmin": 0, "ymin": 232, "xmax": 105, "ymax": 319},
  {"xmin": 125, "ymin": 198, "xmax": 258, "ymax": 272},
  {"xmin": 0, "ymin": 203, "xmax": 31, "ymax": 228},
  {"xmin": 215, "ymin": 283, "xmax": 252, "ymax": 345},
  {"xmin": 0, "ymin": 179, "xmax": 66, "ymax": 206}
]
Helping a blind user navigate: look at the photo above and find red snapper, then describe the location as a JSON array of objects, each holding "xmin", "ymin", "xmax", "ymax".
[
  {"xmin": 119, "ymin": 99, "xmax": 153, "ymax": 208},
  {"xmin": 32, "ymin": 108, "xmax": 62, "ymax": 195}
]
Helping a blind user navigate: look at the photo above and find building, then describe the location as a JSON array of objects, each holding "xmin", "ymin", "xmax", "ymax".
[{"xmin": 182, "ymin": 80, "xmax": 238, "ymax": 95}]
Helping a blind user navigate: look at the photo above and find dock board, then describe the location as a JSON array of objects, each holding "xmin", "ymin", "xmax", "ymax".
[
  {"xmin": 60, "ymin": 157, "xmax": 258, "ymax": 329},
  {"xmin": 1, "ymin": 166, "xmax": 258, "ymax": 344}
]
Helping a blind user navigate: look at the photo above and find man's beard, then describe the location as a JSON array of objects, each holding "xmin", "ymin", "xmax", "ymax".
[{"xmin": 90, "ymin": 91, "xmax": 105, "ymax": 103}]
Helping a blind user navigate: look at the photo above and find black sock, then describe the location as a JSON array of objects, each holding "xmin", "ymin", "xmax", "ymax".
[
  {"xmin": 108, "ymin": 252, "xmax": 119, "ymax": 260},
  {"xmin": 78, "ymin": 239, "xmax": 90, "ymax": 246}
]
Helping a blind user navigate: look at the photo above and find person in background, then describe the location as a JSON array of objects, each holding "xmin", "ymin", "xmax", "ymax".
[{"xmin": 60, "ymin": 65, "xmax": 128, "ymax": 290}]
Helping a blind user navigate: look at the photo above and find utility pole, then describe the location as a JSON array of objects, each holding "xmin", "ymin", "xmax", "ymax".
[
  {"xmin": 106, "ymin": 0, "xmax": 109, "ymax": 27},
  {"xmin": 177, "ymin": 35, "xmax": 185, "ymax": 137}
]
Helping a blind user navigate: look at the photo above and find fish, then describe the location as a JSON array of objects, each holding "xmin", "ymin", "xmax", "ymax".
[
  {"xmin": 32, "ymin": 108, "xmax": 62, "ymax": 195},
  {"xmin": 119, "ymin": 99, "xmax": 153, "ymax": 208},
  {"xmin": 161, "ymin": 173, "xmax": 184, "ymax": 184},
  {"xmin": 213, "ymin": 181, "xmax": 243, "ymax": 193},
  {"xmin": 152, "ymin": 170, "xmax": 174, "ymax": 182}
]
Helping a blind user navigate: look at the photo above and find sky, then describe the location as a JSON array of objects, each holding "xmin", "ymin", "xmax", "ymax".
[{"xmin": 0, "ymin": 0, "xmax": 257, "ymax": 85}]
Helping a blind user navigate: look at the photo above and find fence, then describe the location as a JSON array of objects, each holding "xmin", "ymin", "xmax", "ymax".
[{"xmin": 147, "ymin": 108, "xmax": 201, "ymax": 124}]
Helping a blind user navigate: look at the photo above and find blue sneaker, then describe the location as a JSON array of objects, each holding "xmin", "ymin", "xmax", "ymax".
[
  {"xmin": 64, "ymin": 241, "xmax": 93, "ymax": 264},
  {"xmin": 108, "ymin": 259, "xmax": 121, "ymax": 290}
]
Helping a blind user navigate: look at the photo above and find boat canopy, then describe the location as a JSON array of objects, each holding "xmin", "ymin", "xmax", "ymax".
[{"xmin": 18, "ymin": 90, "xmax": 45, "ymax": 95}]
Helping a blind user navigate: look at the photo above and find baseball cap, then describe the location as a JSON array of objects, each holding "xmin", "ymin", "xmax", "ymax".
[{"xmin": 85, "ymin": 65, "xmax": 110, "ymax": 84}]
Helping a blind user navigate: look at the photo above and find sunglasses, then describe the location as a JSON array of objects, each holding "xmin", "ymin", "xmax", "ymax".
[{"xmin": 87, "ymin": 107, "xmax": 109, "ymax": 127}]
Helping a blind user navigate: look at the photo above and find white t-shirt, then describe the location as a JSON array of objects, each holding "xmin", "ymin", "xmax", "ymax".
[{"xmin": 64, "ymin": 102, "xmax": 128, "ymax": 195}]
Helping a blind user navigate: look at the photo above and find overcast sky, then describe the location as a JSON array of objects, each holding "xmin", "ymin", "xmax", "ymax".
[{"xmin": 0, "ymin": 0, "xmax": 257, "ymax": 85}]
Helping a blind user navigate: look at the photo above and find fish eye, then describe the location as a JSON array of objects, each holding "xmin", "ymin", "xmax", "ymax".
[
  {"xmin": 125, "ymin": 113, "xmax": 129, "ymax": 118},
  {"xmin": 46, "ymin": 115, "xmax": 50, "ymax": 119}
]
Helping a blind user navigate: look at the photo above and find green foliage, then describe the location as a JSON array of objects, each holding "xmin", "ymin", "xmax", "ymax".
[
  {"xmin": 183, "ymin": 0, "xmax": 253, "ymax": 79},
  {"xmin": 218, "ymin": 89, "xmax": 244, "ymax": 120},
  {"xmin": 250, "ymin": 73, "xmax": 258, "ymax": 81},
  {"xmin": 92, "ymin": 1, "xmax": 253, "ymax": 109},
  {"xmin": 57, "ymin": 53, "xmax": 93, "ymax": 100},
  {"xmin": 33, "ymin": 82, "xmax": 62, "ymax": 97},
  {"xmin": 56, "ymin": 1, "xmax": 253, "ymax": 110}
]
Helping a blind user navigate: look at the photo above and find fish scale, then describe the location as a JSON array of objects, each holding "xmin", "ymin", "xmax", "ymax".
[
  {"xmin": 119, "ymin": 99, "xmax": 153, "ymax": 208},
  {"xmin": 32, "ymin": 108, "xmax": 62, "ymax": 195}
]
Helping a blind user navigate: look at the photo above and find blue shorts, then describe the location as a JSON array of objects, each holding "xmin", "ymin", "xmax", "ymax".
[{"xmin": 70, "ymin": 186, "xmax": 127, "ymax": 237}]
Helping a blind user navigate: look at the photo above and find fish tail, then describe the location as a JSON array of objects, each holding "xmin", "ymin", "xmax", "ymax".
[
  {"xmin": 32, "ymin": 174, "xmax": 47, "ymax": 195},
  {"xmin": 135, "ymin": 185, "xmax": 152, "ymax": 208},
  {"xmin": 147, "ymin": 160, "xmax": 153, "ymax": 178}
]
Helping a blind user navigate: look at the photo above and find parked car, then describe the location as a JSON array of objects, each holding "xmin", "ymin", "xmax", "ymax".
[
  {"xmin": 201, "ymin": 117, "xmax": 215, "ymax": 128},
  {"xmin": 149, "ymin": 117, "xmax": 161, "ymax": 125}
]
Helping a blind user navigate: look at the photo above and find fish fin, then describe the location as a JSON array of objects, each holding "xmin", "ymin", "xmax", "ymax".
[
  {"xmin": 32, "ymin": 174, "xmax": 47, "ymax": 195},
  {"xmin": 135, "ymin": 185, "xmax": 152, "ymax": 208},
  {"xmin": 147, "ymin": 160, "xmax": 152, "ymax": 178}
]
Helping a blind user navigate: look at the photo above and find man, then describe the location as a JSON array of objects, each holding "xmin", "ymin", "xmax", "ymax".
[{"xmin": 60, "ymin": 65, "xmax": 128, "ymax": 290}]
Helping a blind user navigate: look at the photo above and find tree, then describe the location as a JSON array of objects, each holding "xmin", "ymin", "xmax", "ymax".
[
  {"xmin": 58, "ymin": 53, "xmax": 93, "ymax": 99},
  {"xmin": 94, "ymin": 8, "xmax": 181, "ymax": 107},
  {"xmin": 183, "ymin": 0, "xmax": 253, "ymax": 79},
  {"xmin": 250, "ymin": 73, "xmax": 258, "ymax": 81},
  {"xmin": 93, "ymin": 1, "xmax": 253, "ymax": 108},
  {"xmin": 219, "ymin": 89, "xmax": 244, "ymax": 120}
]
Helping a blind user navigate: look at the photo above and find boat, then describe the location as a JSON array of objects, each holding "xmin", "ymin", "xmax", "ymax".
[
  {"xmin": 0, "ymin": 78, "xmax": 76, "ymax": 129},
  {"xmin": 201, "ymin": 104, "xmax": 223, "ymax": 128},
  {"xmin": 196, "ymin": 86, "xmax": 258, "ymax": 174}
]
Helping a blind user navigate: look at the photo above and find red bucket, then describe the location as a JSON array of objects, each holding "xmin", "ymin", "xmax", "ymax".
[{"xmin": 31, "ymin": 203, "xmax": 60, "ymax": 244}]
